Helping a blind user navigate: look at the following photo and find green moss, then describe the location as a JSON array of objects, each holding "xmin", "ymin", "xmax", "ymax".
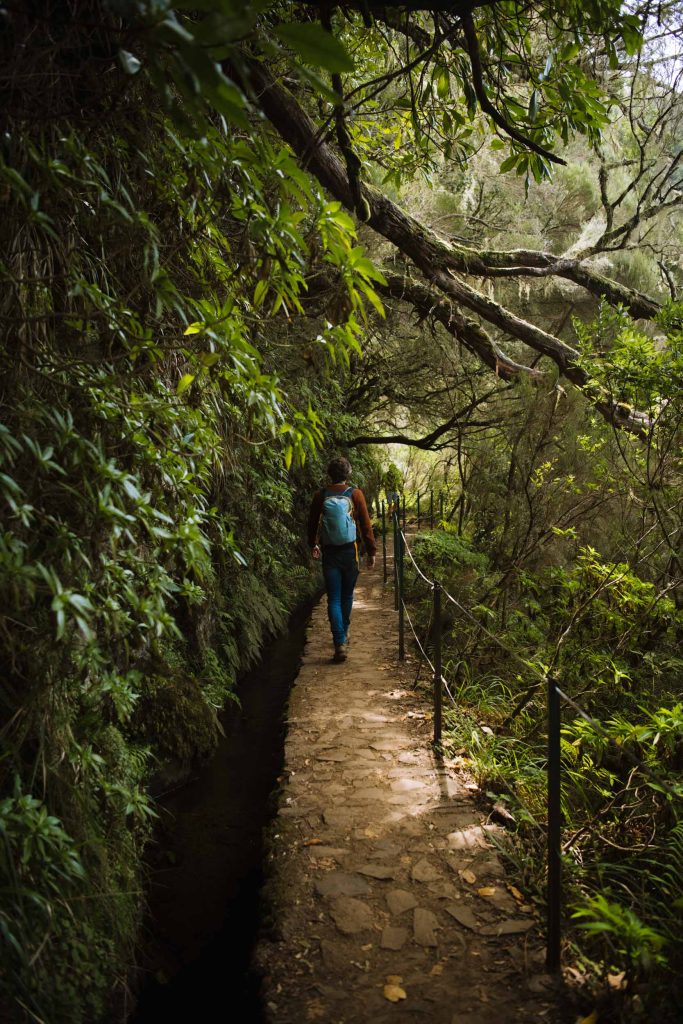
[{"xmin": 132, "ymin": 670, "xmax": 221, "ymax": 766}]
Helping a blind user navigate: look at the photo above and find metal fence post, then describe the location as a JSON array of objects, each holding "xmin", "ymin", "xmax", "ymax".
[
  {"xmin": 430, "ymin": 489, "xmax": 434, "ymax": 529},
  {"xmin": 398, "ymin": 528, "xmax": 405, "ymax": 660},
  {"xmin": 417, "ymin": 492, "xmax": 421, "ymax": 528},
  {"xmin": 547, "ymin": 676, "xmax": 562, "ymax": 972},
  {"xmin": 393, "ymin": 512, "xmax": 399, "ymax": 611},
  {"xmin": 433, "ymin": 582, "xmax": 442, "ymax": 745},
  {"xmin": 381, "ymin": 500, "xmax": 387, "ymax": 585}
]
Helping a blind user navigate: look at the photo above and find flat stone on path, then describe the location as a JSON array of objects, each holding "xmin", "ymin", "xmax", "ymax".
[
  {"xmin": 387, "ymin": 889, "xmax": 418, "ymax": 915},
  {"xmin": 322, "ymin": 807, "xmax": 356, "ymax": 828},
  {"xmin": 349, "ymin": 787, "xmax": 387, "ymax": 803},
  {"xmin": 390, "ymin": 777, "xmax": 427, "ymax": 792},
  {"xmin": 307, "ymin": 846, "xmax": 349, "ymax": 861},
  {"xmin": 445, "ymin": 904, "xmax": 480, "ymax": 931},
  {"xmin": 314, "ymin": 871, "xmax": 370, "ymax": 898},
  {"xmin": 369, "ymin": 739, "xmax": 407, "ymax": 751},
  {"xmin": 381, "ymin": 925, "xmax": 410, "ymax": 950},
  {"xmin": 356, "ymin": 863, "xmax": 397, "ymax": 879},
  {"xmin": 329, "ymin": 896, "xmax": 374, "ymax": 935},
  {"xmin": 411, "ymin": 857, "xmax": 442, "ymax": 882},
  {"xmin": 370, "ymin": 840, "xmax": 401, "ymax": 857},
  {"xmin": 413, "ymin": 907, "xmax": 440, "ymax": 946}
]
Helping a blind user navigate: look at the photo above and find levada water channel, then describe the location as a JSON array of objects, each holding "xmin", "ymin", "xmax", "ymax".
[{"xmin": 130, "ymin": 601, "xmax": 315, "ymax": 1023}]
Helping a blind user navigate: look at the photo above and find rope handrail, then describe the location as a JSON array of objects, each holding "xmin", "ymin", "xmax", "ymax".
[
  {"xmin": 398, "ymin": 514, "xmax": 543, "ymax": 680},
  {"xmin": 440, "ymin": 583, "xmax": 545, "ymax": 681},
  {"xmin": 392, "ymin": 510, "xmax": 683, "ymax": 804},
  {"xmin": 386, "ymin": 505, "xmax": 682, "ymax": 976},
  {"xmin": 400, "ymin": 597, "xmax": 435, "ymax": 673},
  {"xmin": 399, "ymin": 529, "xmax": 434, "ymax": 589},
  {"xmin": 402, "ymin": 593, "xmax": 547, "ymax": 837}
]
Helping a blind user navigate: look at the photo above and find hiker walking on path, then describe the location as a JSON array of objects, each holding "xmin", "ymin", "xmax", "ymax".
[
  {"xmin": 308, "ymin": 457, "xmax": 376, "ymax": 663},
  {"xmin": 385, "ymin": 488, "xmax": 400, "ymax": 517}
]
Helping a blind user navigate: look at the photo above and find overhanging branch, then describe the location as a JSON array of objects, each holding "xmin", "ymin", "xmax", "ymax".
[
  {"xmin": 381, "ymin": 274, "xmax": 543, "ymax": 381},
  {"xmin": 460, "ymin": 12, "xmax": 565, "ymax": 166},
  {"xmin": 230, "ymin": 61, "xmax": 653, "ymax": 433}
]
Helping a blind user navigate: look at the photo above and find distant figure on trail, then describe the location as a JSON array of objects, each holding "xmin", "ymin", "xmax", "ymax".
[
  {"xmin": 385, "ymin": 489, "xmax": 400, "ymax": 516},
  {"xmin": 308, "ymin": 457, "xmax": 376, "ymax": 663}
]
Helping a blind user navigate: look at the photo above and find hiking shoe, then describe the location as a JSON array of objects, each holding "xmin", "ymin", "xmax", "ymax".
[{"xmin": 333, "ymin": 643, "xmax": 348, "ymax": 663}]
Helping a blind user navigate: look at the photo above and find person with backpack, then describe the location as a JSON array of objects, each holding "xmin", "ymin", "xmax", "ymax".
[{"xmin": 308, "ymin": 456, "xmax": 376, "ymax": 663}]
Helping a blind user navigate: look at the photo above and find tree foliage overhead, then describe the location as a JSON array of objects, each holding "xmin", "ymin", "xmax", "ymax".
[{"xmin": 238, "ymin": 1, "xmax": 677, "ymax": 408}]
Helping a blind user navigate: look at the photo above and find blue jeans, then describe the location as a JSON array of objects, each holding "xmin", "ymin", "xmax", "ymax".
[{"xmin": 322, "ymin": 544, "xmax": 359, "ymax": 646}]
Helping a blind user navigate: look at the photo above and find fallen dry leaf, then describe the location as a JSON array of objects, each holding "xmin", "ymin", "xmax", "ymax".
[
  {"xmin": 507, "ymin": 884, "xmax": 524, "ymax": 902},
  {"xmin": 461, "ymin": 869, "xmax": 477, "ymax": 884},
  {"xmin": 361, "ymin": 943, "xmax": 373, "ymax": 952},
  {"xmin": 383, "ymin": 985, "xmax": 407, "ymax": 1003},
  {"xmin": 607, "ymin": 971, "xmax": 626, "ymax": 990},
  {"xmin": 302, "ymin": 838, "xmax": 322, "ymax": 847},
  {"xmin": 386, "ymin": 975, "xmax": 403, "ymax": 985},
  {"xmin": 477, "ymin": 886, "xmax": 497, "ymax": 897},
  {"xmin": 430, "ymin": 963, "xmax": 444, "ymax": 977},
  {"xmin": 575, "ymin": 1013, "xmax": 598, "ymax": 1024}
]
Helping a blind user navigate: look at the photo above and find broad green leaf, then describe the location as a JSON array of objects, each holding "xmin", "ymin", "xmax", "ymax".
[
  {"xmin": 176, "ymin": 373, "xmax": 195, "ymax": 395},
  {"xmin": 528, "ymin": 89, "xmax": 539, "ymax": 123},
  {"xmin": 274, "ymin": 23, "xmax": 354, "ymax": 74},
  {"xmin": 499, "ymin": 154, "xmax": 519, "ymax": 173},
  {"xmin": 253, "ymin": 278, "xmax": 268, "ymax": 307},
  {"xmin": 622, "ymin": 16, "xmax": 643, "ymax": 57},
  {"xmin": 199, "ymin": 352, "xmax": 221, "ymax": 366}
]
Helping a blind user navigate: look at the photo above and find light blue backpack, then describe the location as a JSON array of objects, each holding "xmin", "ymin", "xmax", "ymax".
[{"xmin": 320, "ymin": 486, "xmax": 357, "ymax": 545}]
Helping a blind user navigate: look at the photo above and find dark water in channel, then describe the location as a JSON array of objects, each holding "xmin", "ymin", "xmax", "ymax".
[{"xmin": 130, "ymin": 600, "xmax": 316, "ymax": 1023}]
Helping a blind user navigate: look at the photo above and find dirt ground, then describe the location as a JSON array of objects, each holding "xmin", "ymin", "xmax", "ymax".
[{"xmin": 254, "ymin": 559, "xmax": 570, "ymax": 1024}]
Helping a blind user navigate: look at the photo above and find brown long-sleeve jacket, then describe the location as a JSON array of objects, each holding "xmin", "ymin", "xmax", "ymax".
[{"xmin": 307, "ymin": 482, "xmax": 377, "ymax": 556}]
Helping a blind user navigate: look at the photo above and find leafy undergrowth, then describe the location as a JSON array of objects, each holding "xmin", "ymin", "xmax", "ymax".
[
  {"xmin": 0, "ymin": 5, "xmax": 388, "ymax": 1018},
  {"xmin": 404, "ymin": 528, "xmax": 683, "ymax": 1022}
]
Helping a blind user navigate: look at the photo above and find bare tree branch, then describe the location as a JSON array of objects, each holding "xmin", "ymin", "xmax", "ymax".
[{"xmin": 460, "ymin": 11, "xmax": 565, "ymax": 166}]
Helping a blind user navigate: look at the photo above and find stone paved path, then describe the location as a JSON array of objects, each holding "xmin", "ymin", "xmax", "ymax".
[{"xmin": 255, "ymin": 559, "xmax": 566, "ymax": 1023}]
